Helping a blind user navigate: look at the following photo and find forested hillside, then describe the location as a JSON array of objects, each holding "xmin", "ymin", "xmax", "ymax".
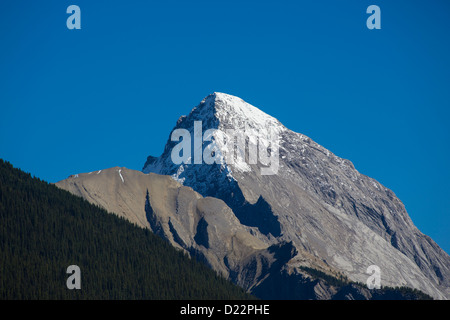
[{"xmin": 0, "ymin": 159, "xmax": 252, "ymax": 299}]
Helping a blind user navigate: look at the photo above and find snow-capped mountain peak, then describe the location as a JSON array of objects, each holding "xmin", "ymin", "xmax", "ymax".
[
  {"xmin": 141, "ymin": 92, "xmax": 450, "ymax": 299},
  {"xmin": 143, "ymin": 92, "xmax": 283, "ymax": 186}
]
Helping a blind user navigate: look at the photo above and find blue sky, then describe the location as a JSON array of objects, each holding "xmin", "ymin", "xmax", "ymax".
[{"xmin": 1, "ymin": 0, "xmax": 449, "ymax": 253}]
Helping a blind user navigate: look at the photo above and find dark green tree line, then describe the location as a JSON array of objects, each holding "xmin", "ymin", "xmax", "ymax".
[{"xmin": 0, "ymin": 159, "xmax": 253, "ymax": 300}]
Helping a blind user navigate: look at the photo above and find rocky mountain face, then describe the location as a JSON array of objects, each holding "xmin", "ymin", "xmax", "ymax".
[
  {"xmin": 55, "ymin": 167, "xmax": 430, "ymax": 300},
  {"xmin": 57, "ymin": 93, "xmax": 449, "ymax": 299},
  {"xmin": 56, "ymin": 167, "xmax": 334, "ymax": 298}
]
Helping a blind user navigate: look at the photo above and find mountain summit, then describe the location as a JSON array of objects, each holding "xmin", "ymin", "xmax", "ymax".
[
  {"xmin": 143, "ymin": 92, "xmax": 283, "ymax": 187},
  {"xmin": 141, "ymin": 92, "xmax": 450, "ymax": 299}
]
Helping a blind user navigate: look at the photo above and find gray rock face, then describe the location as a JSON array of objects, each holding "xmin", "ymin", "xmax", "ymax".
[
  {"xmin": 55, "ymin": 167, "xmax": 308, "ymax": 296},
  {"xmin": 142, "ymin": 92, "xmax": 450, "ymax": 299}
]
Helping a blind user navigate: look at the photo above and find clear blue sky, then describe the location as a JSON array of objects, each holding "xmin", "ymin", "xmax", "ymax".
[{"xmin": 1, "ymin": 1, "xmax": 449, "ymax": 253}]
